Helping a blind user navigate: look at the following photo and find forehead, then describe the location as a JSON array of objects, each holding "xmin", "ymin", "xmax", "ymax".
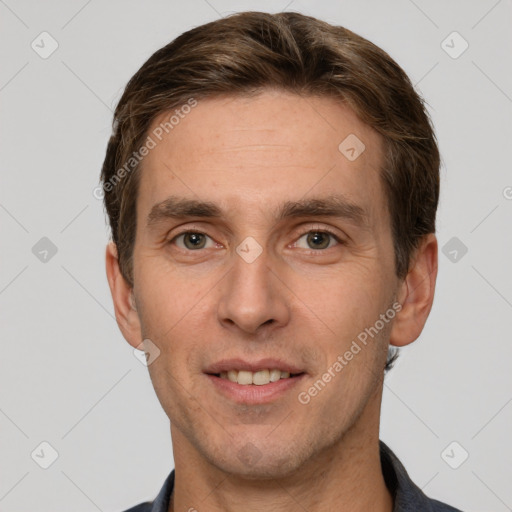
[{"xmin": 137, "ymin": 90, "xmax": 387, "ymax": 229}]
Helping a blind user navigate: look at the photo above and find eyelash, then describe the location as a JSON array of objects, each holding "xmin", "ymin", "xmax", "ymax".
[{"xmin": 168, "ymin": 227, "xmax": 344, "ymax": 252}]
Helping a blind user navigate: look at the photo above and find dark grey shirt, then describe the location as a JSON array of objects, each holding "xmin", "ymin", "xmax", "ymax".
[{"xmin": 123, "ymin": 440, "xmax": 462, "ymax": 512}]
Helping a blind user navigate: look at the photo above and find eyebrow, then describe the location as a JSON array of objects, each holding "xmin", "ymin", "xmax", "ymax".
[{"xmin": 146, "ymin": 194, "xmax": 370, "ymax": 229}]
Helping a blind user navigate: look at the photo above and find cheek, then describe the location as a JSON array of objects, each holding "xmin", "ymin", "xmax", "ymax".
[
  {"xmin": 294, "ymin": 264, "xmax": 387, "ymax": 344},
  {"xmin": 136, "ymin": 261, "xmax": 209, "ymax": 336}
]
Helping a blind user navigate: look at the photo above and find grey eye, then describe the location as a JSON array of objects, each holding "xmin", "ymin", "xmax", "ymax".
[
  {"xmin": 296, "ymin": 232, "xmax": 338, "ymax": 250},
  {"xmin": 175, "ymin": 232, "xmax": 213, "ymax": 250}
]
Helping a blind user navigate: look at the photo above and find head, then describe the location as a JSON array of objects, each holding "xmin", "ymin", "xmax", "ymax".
[{"xmin": 103, "ymin": 12, "xmax": 439, "ymax": 478}]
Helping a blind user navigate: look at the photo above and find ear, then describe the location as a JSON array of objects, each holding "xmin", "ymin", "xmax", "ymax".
[
  {"xmin": 389, "ymin": 233, "xmax": 438, "ymax": 347},
  {"xmin": 105, "ymin": 241, "xmax": 142, "ymax": 349}
]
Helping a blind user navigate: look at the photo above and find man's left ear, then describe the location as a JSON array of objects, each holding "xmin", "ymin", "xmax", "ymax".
[{"xmin": 389, "ymin": 233, "xmax": 438, "ymax": 348}]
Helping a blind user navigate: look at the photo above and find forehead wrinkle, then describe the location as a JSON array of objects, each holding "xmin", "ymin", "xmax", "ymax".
[{"xmin": 214, "ymin": 144, "xmax": 293, "ymax": 151}]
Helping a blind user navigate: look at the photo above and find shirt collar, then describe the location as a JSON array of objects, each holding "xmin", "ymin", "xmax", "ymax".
[
  {"xmin": 146, "ymin": 440, "xmax": 459, "ymax": 512},
  {"xmin": 380, "ymin": 439, "xmax": 437, "ymax": 511}
]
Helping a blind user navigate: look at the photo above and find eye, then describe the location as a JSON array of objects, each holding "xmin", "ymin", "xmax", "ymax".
[
  {"xmin": 294, "ymin": 230, "xmax": 341, "ymax": 250},
  {"xmin": 171, "ymin": 231, "xmax": 216, "ymax": 250}
]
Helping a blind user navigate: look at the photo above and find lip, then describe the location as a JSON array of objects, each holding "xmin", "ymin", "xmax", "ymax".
[
  {"xmin": 206, "ymin": 373, "xmax": 307, "ymax": 404},
  {"xmin": 204, "ymin": 357, "xmax": 305, "ymax": 375}
]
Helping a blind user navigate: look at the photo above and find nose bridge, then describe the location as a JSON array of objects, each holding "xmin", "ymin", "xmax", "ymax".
[
  {"xmin": 231, "ymin": 245, "xmax": 271, "ymax": 295},
  {"xmin": 217, "ymin": 243, "xmax": 289, "ymax": 334}
]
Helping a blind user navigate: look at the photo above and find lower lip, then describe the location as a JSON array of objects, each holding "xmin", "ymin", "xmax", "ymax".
[{"xmin": 205, "ymin": 373, "xmax": 306, "ymax": 404}]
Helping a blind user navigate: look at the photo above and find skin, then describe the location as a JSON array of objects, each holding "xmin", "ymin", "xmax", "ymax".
[{"xmin": 106, "ymin": 90, "xmax": 438, "ymax": 512}]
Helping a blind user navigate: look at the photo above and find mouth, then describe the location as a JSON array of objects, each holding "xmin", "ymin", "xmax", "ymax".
[
  {"xmin": 207, "ymin": 369, "xmax": 306, "ymax": 386},
  {"xmin": 203, "ymin": 358, "xmax": 307, "ymax": 404},
  {"xmin": 205, "ymin": 370, "xmax": 307, "ymax": 405}
]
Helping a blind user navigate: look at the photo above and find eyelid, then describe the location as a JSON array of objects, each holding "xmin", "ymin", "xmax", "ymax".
[
  {"xmin": 291, "ymin": 223, "xmax": 346, "ymax": 242},
  {"xmin": 167, "ymin": 223, "xmax": 217, "ymax": 239}
]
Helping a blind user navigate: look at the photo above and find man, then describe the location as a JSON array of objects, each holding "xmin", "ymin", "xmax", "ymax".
[{"xmin": 101, "ymin": 11, "xmax": 462, "ymax": 512}]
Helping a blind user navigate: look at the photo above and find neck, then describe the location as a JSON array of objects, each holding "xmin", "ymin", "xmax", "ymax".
[{"xmin": 168, "ymin": 387, "xmax": 393, "ymax": 512}]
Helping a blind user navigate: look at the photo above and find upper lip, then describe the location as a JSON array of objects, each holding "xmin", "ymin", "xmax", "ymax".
[{"xmin": 204, "ymin": 358, "xmax": 305, "ymax": 375}]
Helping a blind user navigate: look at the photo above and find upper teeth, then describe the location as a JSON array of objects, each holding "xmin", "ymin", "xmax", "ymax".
[{"xmin": 220, "ymin": 369, "xmax": 292, "ymax": 385}]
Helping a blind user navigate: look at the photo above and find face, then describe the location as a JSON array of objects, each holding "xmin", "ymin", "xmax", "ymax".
[{"xmin": 128, "ymin": 90, "xmax": 402, "ymax": 478}]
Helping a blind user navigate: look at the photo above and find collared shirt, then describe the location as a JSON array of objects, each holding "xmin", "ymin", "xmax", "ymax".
[{"xmin": 123, "ymin": 440, "xmax": 463, "ymax": 512}]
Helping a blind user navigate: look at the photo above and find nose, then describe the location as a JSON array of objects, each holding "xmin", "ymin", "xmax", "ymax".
[{"xmin": 217, "ymin": 248, "xmax": 290, "ymax": 335}]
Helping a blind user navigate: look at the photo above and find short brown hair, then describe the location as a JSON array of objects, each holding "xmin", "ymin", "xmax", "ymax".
[{"xmin": 100, "ymin": 10, "xmax": 439, "ymax": 295}]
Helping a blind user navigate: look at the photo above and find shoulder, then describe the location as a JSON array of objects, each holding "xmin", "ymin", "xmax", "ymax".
[
  {"xmin": 121, "ymin": 503, "xmax": 153, "ymax": 512},
  {"xmin": 379, "ymin": 440, "xmax": 464, "ymax": 512},
  {"xmin": 429, "ymin": 497, "xmax": 464, "ymax": 512},
  {"xmin": 118, "ymin": 470, "xmax": 175, "ymax": 512}
]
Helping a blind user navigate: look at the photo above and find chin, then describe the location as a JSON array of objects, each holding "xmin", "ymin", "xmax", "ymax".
[
  {"xmin": 222, "ymin": 461, "xmax": 300, "ymax": 481},
  {"xmin": 207, "ymin": 444, "xmax": 304, "ymax": 480}
]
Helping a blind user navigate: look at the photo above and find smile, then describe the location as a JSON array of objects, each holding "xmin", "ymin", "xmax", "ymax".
[
  {"xmin": 206, "ymin": 372, "xmax": 306, "ymax": 404},
  {"xmin": 216, "ymin": 369, "xmax": 303, "ymax": 385}
]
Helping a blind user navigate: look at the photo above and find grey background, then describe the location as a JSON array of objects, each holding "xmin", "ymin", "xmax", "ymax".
[{"xmin": 1, "ymin": 0, "xmax": 511, "ymax": 510}]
